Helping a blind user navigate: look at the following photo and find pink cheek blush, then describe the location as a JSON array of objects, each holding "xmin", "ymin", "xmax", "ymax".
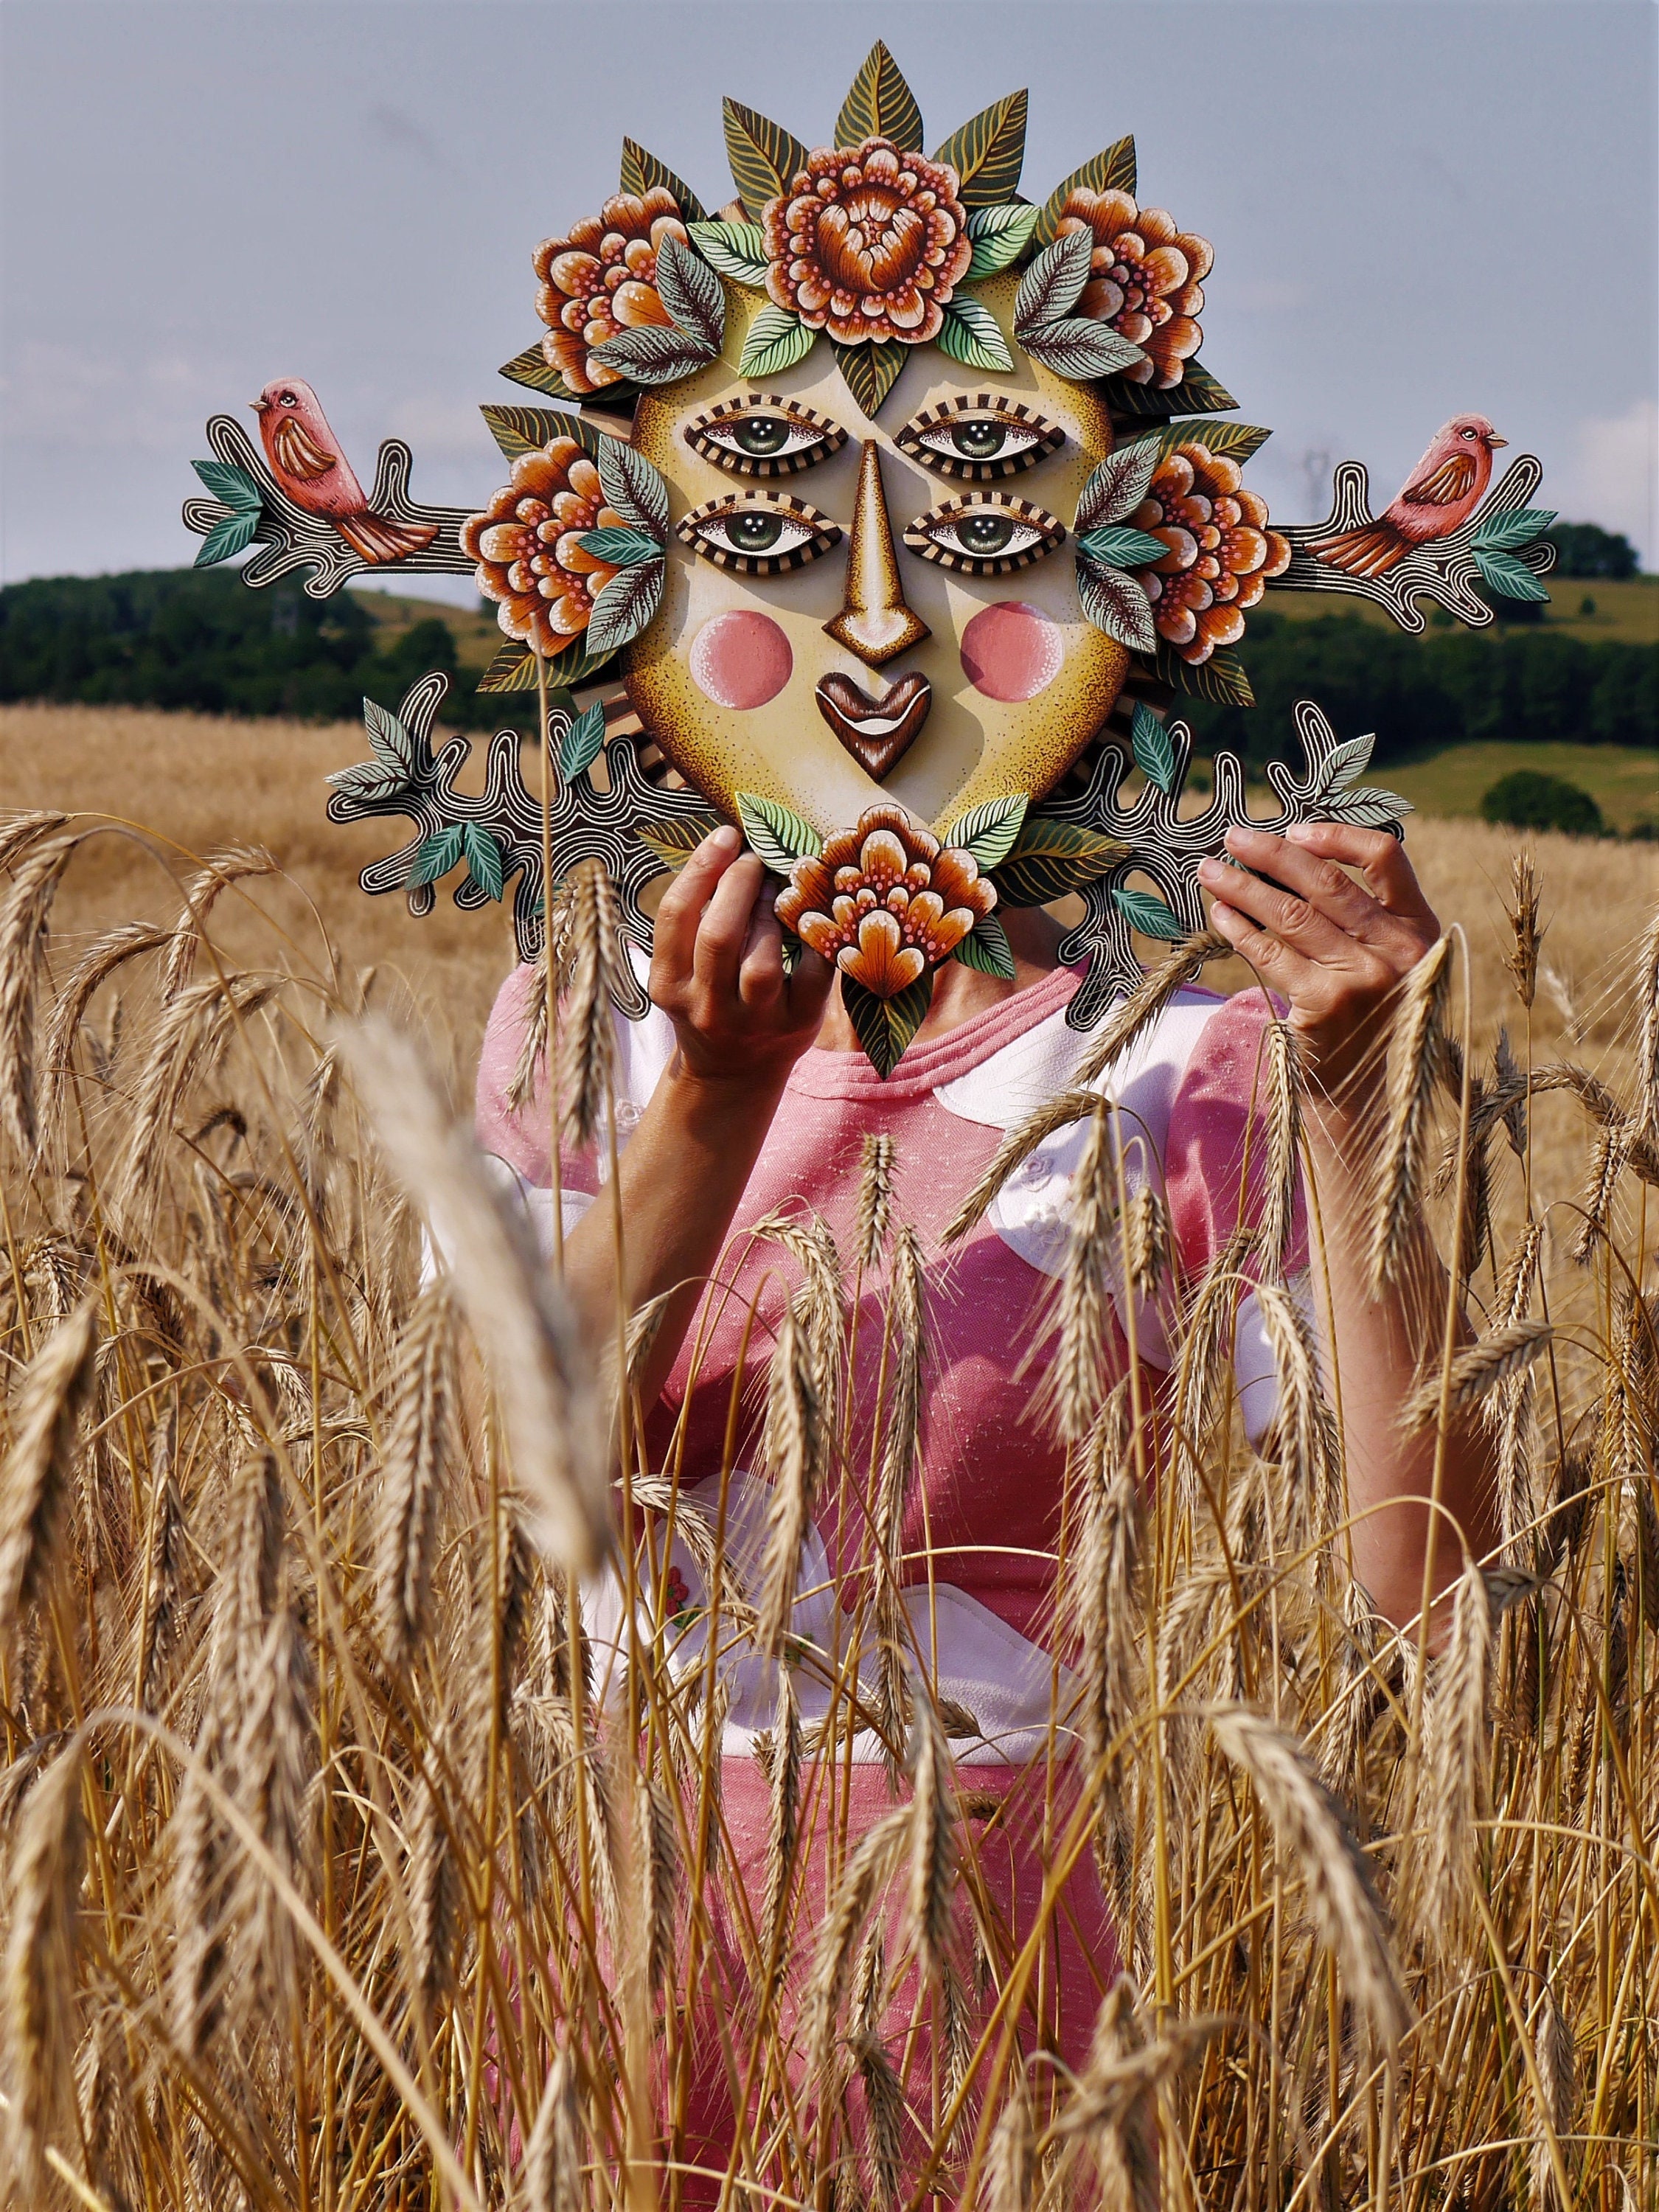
[
  {"xmin": 961, "ymin": 601, "xmax": 1065, "ymax": 703},
  {"xmin": 688, "ymin": 610, "xmax": 793, "ymax": 710}
]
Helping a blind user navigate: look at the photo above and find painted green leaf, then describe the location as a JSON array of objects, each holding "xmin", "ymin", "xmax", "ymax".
[
  {"xmin": 964, "ymin": 201, "xmax": 1041, "ymax": 278},
  {"xmin": 192, "ymin": 509, "xmax": 261, "ymax": 568},
  {"xmin": 1012, "ymin": 230, "xmax": 1093, "ymax": 334},
  {"xmin": 993, "ymin": 817, "xmax": 1126, "ymax": 907},
  {"xmin": 653, "ymin": 234, "xmax": 726, "ymax": 353},
  {"xmin": 1475, "ymin": 549, "xmax": 1551, "ymax": 603},
  {"xmin": 573, "ymin": 527, "xmax": 664, "ymax": 567},
  {"xmin": 461, "ymin": 823, "xmax": 505, "ymax": 902},
  {"xmin": 836, "ymin": 40, "xmax": 924, "ymax": 154},
  {"xmin": 835, "ymin": 339, "xmax": 908, "ymax": 420},
  {"xmin": 496, "ymin": 345, "xmax": 583, "ymax": 402},
  {"xmin": 1326, "ymin": 787, "xmax": 1413, "ymax": 827},
  {"xmin": 1023, "ymin": 319, "xmax": 1147, "ymax": 381},
  {"xmin": 476, "ymin": 641, "xmax": 539, "ymax": 694},
  {"xmin": 364, "ymin": 699, "xmax": 416, "ymax": 776},
  {"xmin": 558, "ymin": 700, "xmax": 608, "ymax": 782},
  {"xmin": 740, "ymin": 305, "xmax": 816, "ymax": 380},
  {"xmin": 1136, "ymin": 419, "xmax": 1270, "ymax": 467},
  {"xmin": 597, "ymin": 438, "xmax": 670, "ymax": 540},
  {"xmin": 945, "ymin": 793, "xmax": 1028, "ymax": 870},
  {"xmin": 1078, "ymin": 525, "xmax": 1167, "ymax": 571},
  {"xmin": 1076, "ymin": 554, "xmax": 1157, "ymax": 654},
  {"xmin": 723, "ymin": 98, "xmax": 809, "ymax": 216},
  {"xmin": 192, "ymin": 459, "xmax": 262, "ymax": 513},
  {"xmin": 584, "ymin": 558, "xmax": 665, "ymax": 661},
  {"xmin": 1472, "ymin": 505, "xmax": 1557, "ymax": 553},
  {"xmin": 737, "ymin": 790, "xmax": 821, "ymax": 874},
  {"xmin": 1113, "ymin": 886, "xmax": 1186, "ymax": 941},
  {"xmin": 1075, "ymin": 442, "xmax": 1158, "ymax": 531},
  {"xmin": 1034, "ymin": 136, "xmax": 1136, "ymax": 246},
  {"xmin": 951, "ymin": 912, "xmax": 1016, "ymax": 978},
  {"xmin": 841, "ymin": 973, "xmax": 935, "ymax": 1079},
  {"xmin": 1154, "ymin": 641, "xmax": 1255, "ymax": 706},
  {"xmin": 619, "ymin": 137, "xmax": 706, "ymax": 223},
  {"xmin": 590, "ymin": 325, "xmax": 715, "ymax": 385},
  {"xmin": 1321, "ymin": 734, "xmax": 1376, "ymax": 796},
  {"xmin": 633, "ymin": 813, "xmax": 724, "ymax": 870},
  {"xmin": 407, "ymin": 825, "xmax": 465, "ymax": 888},
  {"xmin": 480, "ymin": 403, "xmax": 602, "ymax": 462},
  {"xmin": 933, "ymin": 91, "xmax": 1028, "ymax": 206},
  {"xmin": 1109, "ymin": 359, "xmax": 1238, "ymax": 417},
  {"xmin": 326, "ymin": 761, "xmax": 406, "ymax": 805},
  {"xmin": 937, "ymin": 296, "xmax": 1015, "ymax": 375},
  {"xmin": 690, "ymin": 218, "xmax": 771, "ymax": 288},
  {"xmin": 1130, "ymin": 701, "xmax": 1178, "ymax": 794}
]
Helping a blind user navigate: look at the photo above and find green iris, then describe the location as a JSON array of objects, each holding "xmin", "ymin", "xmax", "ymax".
[
  {"xmin": 955, "ymin": 512, "xmax": 1017, "ymax": 556},
  {"xmin": 950, "ymin": 419, "xmax": 1008, "ymax": 460},
  {"xmin": 732, "ymin": 416, "xmax": 790, "ymax": 456},
  {"xmin": 726, "ymin": 510, "xmax": 785, "ymax": 552}
]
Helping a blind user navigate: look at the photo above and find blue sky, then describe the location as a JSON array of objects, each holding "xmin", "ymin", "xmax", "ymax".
[{"xmin": 2, "ymin": 0, "xmax": 1655, "ymax": 593}]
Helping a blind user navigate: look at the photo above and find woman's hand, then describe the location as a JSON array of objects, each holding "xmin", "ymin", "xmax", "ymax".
[
  {"xmin": 1197, "ymin": 820, "xmax": 1441, "ymax": 1103},
  {"xmin": 651, "ymin": 826, "xmax": 832, "ymax": 1092}
]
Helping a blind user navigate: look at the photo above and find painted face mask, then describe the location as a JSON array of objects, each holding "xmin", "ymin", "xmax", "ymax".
[{"xmin": 185, "ymin": 45, "xmax": 1555, "ymax": 1071}]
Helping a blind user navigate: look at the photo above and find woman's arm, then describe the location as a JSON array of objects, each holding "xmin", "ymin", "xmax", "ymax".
[
  {"xmin": 1197, "ymin": 820, "xmax": 1500, "ymax": 1628},
  {"xmin": 561, "ymin": 825, "xmax": 832, "ymax": 1409}
]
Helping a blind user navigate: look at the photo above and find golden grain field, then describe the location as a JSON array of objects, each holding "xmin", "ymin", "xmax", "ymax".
[{"xmin": 1, "ymin": 698, "xmax": 1657, "ymax": 2211}]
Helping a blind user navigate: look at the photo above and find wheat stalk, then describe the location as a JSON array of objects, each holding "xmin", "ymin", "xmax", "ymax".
[{"xmin": 0, "ymin": 1298, "xmax": 99, "ymax": 1645}]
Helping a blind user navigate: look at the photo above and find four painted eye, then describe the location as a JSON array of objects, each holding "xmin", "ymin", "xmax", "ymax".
[
  {"xmin": 896, "ymin": 394, "xmax": 1065, "ymax": 481},
  {"xmin": 684, "ymin": 395, "xmax": 849, "ymax": 476},
  {"xmin": 675, "ymin": 491, "xmax": 841, "ymax": 576},
  {"xmin": 902, "ymin": 493, "xmax": 1065, "ymax": 575}
]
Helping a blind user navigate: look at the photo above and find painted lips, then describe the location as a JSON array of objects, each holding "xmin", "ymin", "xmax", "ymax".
[{"xmin": 815, "ymin": 670, "xmax": 932, "ymax": 780}]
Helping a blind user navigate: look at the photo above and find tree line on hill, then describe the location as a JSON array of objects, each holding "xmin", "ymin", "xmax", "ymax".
[{"xmin": 0, "ymin": 549, "xmax": 1652, "ymax": 768}]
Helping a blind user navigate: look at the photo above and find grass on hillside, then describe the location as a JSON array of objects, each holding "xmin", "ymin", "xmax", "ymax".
[
  {"xmin": 1267, "ymin": 573, "xmax": 1659, "ymax": 645},
  {"xmin": 1381, "ymin": 741, "xmax": 1659, "ymax": 833}
]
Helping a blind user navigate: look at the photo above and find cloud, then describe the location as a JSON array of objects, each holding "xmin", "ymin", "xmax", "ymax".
[
  {"xmin": 0, "ymin": 341, "xmax": 229, "ymax": 453},
  {"xmin": 385, "ymin": 393, "xmax": 492, "ymax": 464},
  {"xmin": 368, "ymin": 104, "xmax": 441, "ymax": 169},
  {"xmin": 1554, "ymin": 398, "xmax": 1658, "ymax": 566}
]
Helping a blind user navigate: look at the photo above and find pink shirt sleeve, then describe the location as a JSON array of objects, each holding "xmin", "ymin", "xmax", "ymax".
[
  {"xmin": 1161, "ymin": 987, "xmax": 1309, "ymax": 1284},
  {"xmin": 475, "ymin": 963, "xmax": 605, "ymax": 1200}
]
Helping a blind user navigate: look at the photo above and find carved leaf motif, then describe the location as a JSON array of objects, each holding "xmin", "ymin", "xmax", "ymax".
[
  {"xmin": 992, "ymin": 817, "xmax": 1124, "ymax": 908},
  {"xmin": 1113, "ymin": 886, "xmax": 1186, "ymax": 940},
  {"xmin": 1472, "ymin": 505, "xmax": 1556, "ymax": 552},
  {"xmin": 723, "ymin": 98, "xmax": 810, "ymax": 216},
  {"xmin": 1108, "ymin": 359, "xmax": 1238, "ymax": 417},
  {"xmin": 597, "ymin": 440, "xmax": 669, "ymax": 542},
  {"xmin": 841, "ymin": 974, "xmax": 934, "ymax": 1079},
  {"xmin": 558, "ymin": 700, "xmax": 608, "ymax": 782},
  {"xmin": 1137, "ymin": 420, "xmax": 1271, "ymax": 467},
  {"xmin": 1153, "ymin": 642, "xmax": 1255, "ymax": 706},
  {"xmin": 1474, "ymin": 548, "xmax": 1551, "ymax": 602},
  {"xmin": 690, "ymin": 219, "xmax": 771, "ymax": 288},
  {"xmin": 192, "ymin": 510, "xmax": 261, "ymax": 568},
  {"xmin": 964, "ymin": 201, "xmax": 1041, "ymax": 278},
  {"xmin": 573, "ymin": 528, "xmax": 664, "ymax": 568},
  {"xmin": 835, "ymin": 339, "xmax": 908, "ymax": 419},
  {"xmin": 481, "ymin": 406, "xmax": 605, "ymax": 462},
  {"xmin": 590, "ymin": 325, "xmax": 715, "ymax": 385},
  {"xmin": 835, "ymin": 41, "xmax": 924, "ymax": 155},
  {"xmin": 945, "ymin": 793, "xmax": 1028, "ymax": 870},
  {"xmin": 933, "ymin": 91, "xmax": 1029, "ymax": 206},
  {"xmin": 476, "ymin": 641, "xmax": 540, "ymax": 694},
  {"xmin": 1034, "ymin": 135, "xmax": 1137, "ymax": 246},
  {"xmin": 460, "ymin": 824, "xmax": 505, "ymax": 902},
  {"xmin": 951, "ymin": 912, "xmax": 1015, "ymax": 978},
  {"xmin": 1130, "ymin": 702, "xmax": 1178, "ymax": 795},
  {"xmin": 1076, "ymin": 442, "xmax": 1159, "ymax": 532},
  {"xmin": 1077, "ymin": 526, "xmax": 1169, "ymax": 571},
  {"xmin": 740, "ymin": 306, "xmax": 816, "ymax": 380},
  {"xmin": 1022, "ymin": 319, "xmax": 1147, "ymax": 380},
  {"xmin": 1076, "ymin": 553, "xmax": 1157, "ymax": 654},
  {"xmin": 191, "ymin": 459, "xmax": 262, "ymax": 514},
  {"xmin": 737, "ymin": 791, "xmax": 821, "ymax": 873},
  {"xmin": 936, "ymin": 297, "xmax": 1014, "ymax": 375},
  {"xmin": 619, "ymin": 137, "xmax": 706, "ymax": 223},
  {"xmin": 583, "ymin": 559, "xmax": 665, "ymax": 661},
  {"xmin": 496, "ymin": 346, "xmax": 582, "ymax": 402},
  {"xmin": 652, "ymin": 234, "xmax": 726, "ymax": 354},
  {"xmin": 364, "ymin": 700, "xmax": 416, "ymax": 778},
  {"xmin": 1012, "ymin": 231, "xmax": 1093, "ymax": 335}
]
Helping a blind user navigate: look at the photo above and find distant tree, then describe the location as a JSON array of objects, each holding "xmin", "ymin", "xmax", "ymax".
[
  {"xmin": 1480, "ymin": 770, "xmax": 1605, "ymax": 838},
  {"xmin": 1545, "ymin": 523, "xmax": 1641, "ymax": 579}
]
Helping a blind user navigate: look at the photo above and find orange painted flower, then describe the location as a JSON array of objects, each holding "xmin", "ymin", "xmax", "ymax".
[
  {"xmin": 533, "ymin": 188, "xmax": 691, "ymax": 395},
  {"xmin": 1128, "ymin": 442, "xmax": 1291, "ymax": 664},
  {"xmin": 763, "ymin": 139, "xmax": 973, "ymax": 348},
  {"xmin": 1052, "ymin": 189, "xmax": 1211, "ymax": 391},
  {"xmin": 774, "ymin": 804, "xmax": 995, "ymax": 998},
  {"xmin": 462, "ymin": 440, "xmax": 625, "ymax": 659}
]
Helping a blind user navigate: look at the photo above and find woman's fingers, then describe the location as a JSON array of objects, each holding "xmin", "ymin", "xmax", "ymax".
[
  {"xmin": 1284, "ymin": 818, "xmax": 1440, "ymax": 925},
  {"xmin": 652, "ymin": 826, "xmax": 743, "ymax": 989},
  {"xmin": 1206, "ymin": 891, "xmax": 1321, "ymax": 998},
  {"xmin": 692, "ymin": 848, "xmax": 768, "ymax": 1002},
  {"xmin": 737, "ymin": 892, "xmax": 785, "ymax": 1009}
]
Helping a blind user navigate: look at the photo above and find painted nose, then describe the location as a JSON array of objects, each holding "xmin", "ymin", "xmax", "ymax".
[{"xmin": 823, "ymin": 441, "xmax": 931, "ymax": 669}]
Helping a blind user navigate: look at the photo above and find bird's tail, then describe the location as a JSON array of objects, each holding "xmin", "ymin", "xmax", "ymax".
[
  {"xmin": 337, "ymin": 512, "xmax": 439, "ymax": 566},
  {"xmin": 1307, "ymin": 521, "xmax": 1406, "ymax": 580}
]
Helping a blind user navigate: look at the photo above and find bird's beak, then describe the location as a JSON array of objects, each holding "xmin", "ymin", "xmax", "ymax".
[
  {"xmin": 251, "ymin": 397, "xmax": 269, "ymax": 413},
  {"xmin": 1486, "ymin": 434, "xmax": 1508, "ymax": 448}
]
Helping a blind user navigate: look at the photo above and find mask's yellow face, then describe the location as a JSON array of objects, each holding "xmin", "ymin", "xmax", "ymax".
[{"xmin": 623, "ymin": 274, "xmax": 1129, "ymax": 840}]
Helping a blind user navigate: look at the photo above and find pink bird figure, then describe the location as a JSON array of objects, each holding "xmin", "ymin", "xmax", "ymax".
[
  {"xmin": 1310, "ymin": 414, "xmax": 1508, "ymax": 580},
  {"xmin": 252, "ymin": 378, "xmax": 438, "ymax": 566}
]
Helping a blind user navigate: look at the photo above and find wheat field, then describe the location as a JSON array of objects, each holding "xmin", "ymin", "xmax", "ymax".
[{"xmin": 1, "ymin": 698, "xmax": 1657, "ymax": 2210}]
